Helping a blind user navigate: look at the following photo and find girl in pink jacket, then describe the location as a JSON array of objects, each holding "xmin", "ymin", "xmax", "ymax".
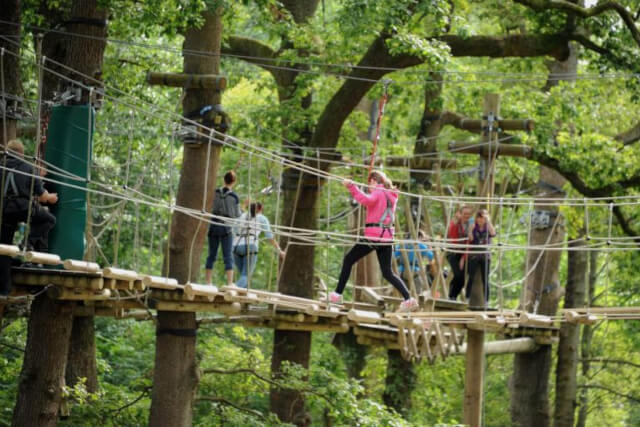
[{"xmin": 329, "ymin": 170, "xmax": 418, "ymax": 312}]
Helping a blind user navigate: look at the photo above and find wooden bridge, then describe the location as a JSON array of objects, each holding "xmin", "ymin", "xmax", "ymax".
[{"xmin": 1, "ymin": 246, "xmax": 574, "ymax": 364}]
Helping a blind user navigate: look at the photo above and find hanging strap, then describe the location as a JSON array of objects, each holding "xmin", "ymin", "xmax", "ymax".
[{"xmin": 2, "ymin": 172, "xmax": 18, "ymax": 199}]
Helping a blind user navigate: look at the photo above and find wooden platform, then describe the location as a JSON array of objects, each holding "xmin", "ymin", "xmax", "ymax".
[{"xmin": 0, "ymin": 264, "xmax": 570, "ymax": 362}]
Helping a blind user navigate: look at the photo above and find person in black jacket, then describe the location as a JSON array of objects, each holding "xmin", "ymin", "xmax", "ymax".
[
  {"xmin": 0, "ymin": 140, "xmax": 58, "ymax": 294},
  {"xmin": 205, "ymin": 170, "xmax": 241, "ymax": 286}
]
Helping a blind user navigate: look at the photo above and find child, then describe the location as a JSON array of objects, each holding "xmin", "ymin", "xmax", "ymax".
[
  {"xmin": 329, "ymin": 171, "xmax": 418, "ymax": 312},
  {"xmin": 232, "ymin": 202, "xmax": 285, "ymax": 288},
  {"xmin": 461, "ymin": 209, "xmax": 496, "ymax": 304}
]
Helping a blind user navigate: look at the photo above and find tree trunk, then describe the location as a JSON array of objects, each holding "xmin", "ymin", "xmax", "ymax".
[
  {"xmin": 0, "ymin": 0, "xmax": 20, "ymax": 147},
  {"xmin": 12, "ymin": 1, "xmax": 107, "ymax": 422},
  {"xmin": 270, "ymin": 181, "xmax": 317, "ymax": 426},
  {"xmin": 576, "ymin": 251, "xmax": 598, "ymax": 427},
  {"xmin": 149, "ymin": 10, "xmax": 223, "ymax": 427},
  {"xmin": 511, "ymin": 41, "xmax": 576, "ymax": 426},
  {"xmin": 383, "ymin": 349, "xmax": 415, "ymax": 417},
  {"xmin": 412, "ymin": 73, "xmax": 444, "ymax": 188},
  {"xmin": 553, "ymin": 237, "xmax": 588, "ymax": 426},
  {"xmin": 59, "ymin": 0, "xmax": 108, "ymax": 394},
  {"xmin": 12, "ymin": 296, "xmax": 74, "ymax": 426},
  {"xmin": 66, "ymin": 315, "xmax": 98, "ymax": 392},
  {"xmin": 269, "ymin": 2, "xmax": 320, "ymax": 425}
]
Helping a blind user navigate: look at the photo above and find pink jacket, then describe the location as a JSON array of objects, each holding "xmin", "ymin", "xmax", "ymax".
[{"xmin": 348, "ymin": 183, "xmax": 398, "ymax": 242}]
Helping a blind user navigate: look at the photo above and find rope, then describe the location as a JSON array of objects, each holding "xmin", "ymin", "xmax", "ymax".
[{"xmin": 368, "ymin": 81, "xmax": 391, "ymax": 175}]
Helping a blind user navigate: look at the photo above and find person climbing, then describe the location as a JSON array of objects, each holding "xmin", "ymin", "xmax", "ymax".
[
  {"xmin": 232, "ymin": 201, "xmax": 285, "ymax": 289},
  {"xmin": 0, "ymin": 140, "xmax": 58, "ymax": 294},
  {"xmin": 394, "ymin": 230, "xmax": 435, "ymax": 295},
  {"xmin": 461, "ymin": 209, "xmax": 496, "ymax": 305},
  {"xmin": 447, "ymin": 205, "xmax": 473, "ymax": 301},
  {"xmin": 329, "ymin": 170, "xmax": 418, "ymax": 312},
  {"xmin": 205, "ymin": 171, "xmax": 242, "ymax": 286}
]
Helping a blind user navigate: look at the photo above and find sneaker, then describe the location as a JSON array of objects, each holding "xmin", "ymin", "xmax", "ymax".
[
  {"xmin": 329, "ymin": 292, "xmax": 342, "ymax": 304},
  {"xmin": 398, "ymin": 298, "xmax": 419, "ymax": 313}
]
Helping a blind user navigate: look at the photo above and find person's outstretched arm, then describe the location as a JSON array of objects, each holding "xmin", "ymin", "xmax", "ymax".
[{"xmin": 343, "ymin": 179, "xmax": 377, "ymax": 207}]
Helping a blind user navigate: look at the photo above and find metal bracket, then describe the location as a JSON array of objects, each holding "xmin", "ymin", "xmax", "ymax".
[{"xmin": 529, "ymin": 210, "xmax": 560, "ymax": 229}]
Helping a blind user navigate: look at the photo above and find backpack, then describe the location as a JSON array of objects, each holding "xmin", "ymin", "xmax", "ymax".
[{"xmin": 212, "ymin": 188, "xmax": 238, "ymax": 219}]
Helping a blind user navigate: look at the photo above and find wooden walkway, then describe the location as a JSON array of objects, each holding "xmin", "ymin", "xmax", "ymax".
[{"xmin": 1, "ymin": 253, "xmax": 568, "ymax": 363}]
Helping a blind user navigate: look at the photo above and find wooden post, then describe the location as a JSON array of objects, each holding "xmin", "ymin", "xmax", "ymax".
[{"xmin": 464, "ymin": 93, "xmax": 499, "ymax": 427}]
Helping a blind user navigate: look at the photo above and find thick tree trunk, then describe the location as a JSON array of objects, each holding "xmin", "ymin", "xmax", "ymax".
[
  {"xmin": 576, "ymin": 251, "xmax": 598, "ymax": 427},
  {"xmin": 270, "ymin": 181, "xmax": 317, "ymax": 426},
  {"xmin": 269, "ymin": 2, "xmax": 320, "ymax": 425},
  {"xmin": 59, "ymin": 0, "xmax": 107, "ymax": 394},
  {"xmin": 383, "ymin": 349, "xmax": 415, "ymax": 417},
  {"xmin": 13, "ymin": 1, "xmax": 106, "ymax": 422},
  {"xmin": 511, "ymin": 42, "xmax": 576, "ymax": 426},
  {"xmin": 412, "ymin": 73, "xmax": 444, "ymax": 188},
  {"xmin": 12, "ymin": 296, "xmax": 74, "ymax": 426},
  {"xmin": 66, "ymin": 315, "xmax": 98, "ymax": 392},
  {"xmin": 149, "ymin": 10, "xmax": 223, "ymax": 427},
  {"xmin": 554, "ymin": 237, "xmax": 588, "ymax": 426},
  {"xmin": 0, "ymin": 0, "xmax": 20, "ymax": 147}
]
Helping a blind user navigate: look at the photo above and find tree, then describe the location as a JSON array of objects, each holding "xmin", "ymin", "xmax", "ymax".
[
  {"xmin": 149, "ymin": 8, "xmax": 224, "ymax": 426},
  {"xmin": 0, "ymin": 0, "xmax": 21, "ymax": 147},
  {"xmin": 12, "ymin": 0, "xmax": 108, "ymax": 423}
]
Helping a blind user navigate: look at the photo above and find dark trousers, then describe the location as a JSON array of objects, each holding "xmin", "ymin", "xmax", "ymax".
[
  {"xmin": 206, "ymin": 232, "xmax": 234, "ymax": 271},
  {"xmin": 447, "ymin": 253, "xmax": 465, "ymax": 300},
  {"xmin": 0, "ymin": 203, "xmax": 56, "ymax": 295},
  {"xmin": 466, "ymin": 256, "xmax": 490, "ymax": 303},
  {"xmin": 335, "ymin": 242, "xmax": 411, "ymax": 300}
]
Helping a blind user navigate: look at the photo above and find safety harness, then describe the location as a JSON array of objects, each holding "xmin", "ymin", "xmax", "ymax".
[
  {"xmin": 234, "ymin": 214, "xmax": 259, "ymax": 258},
  {"xmin": 365, "ymin": 192, "xmax": 394, "ymax": 238},
  {"xmin": 2, "ymin": 171, "xmax": 19, "ymax": 200}
]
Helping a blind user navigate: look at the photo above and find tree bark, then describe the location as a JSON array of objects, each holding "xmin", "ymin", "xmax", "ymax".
[
  {"xmin": 66, "ymin": 315, "xmax": 98, "ymax": 392},
  {"xmin": 412, "ymin": 73, "xmax": 444, "ymax": 188},
  {"xmin": 0, "ymin": 0, "xmax": 20, "ymax": 147},
  {"xmin": 576, "ymin": 250, "xmax": 598, "ymax": 427},
  {"xmin": 383, "ymin": 349, "xmax": 416, "ymax": 418},
  {"xmin": 149, "ymin": 9, "xmax": 223, "ymax": 427},
  {"xmin": 58, "ymin": 0, "xmax": 108, "ymax": 395},
  {"xmin": 511, "ymin": 41, "xmax": 576, "ymax": 427},
  {"xmin": 12, "ymin": 296, "xmax": 74, "ymax": 426},
  {"xmin": 554, "ymin": 237, "xmax": 588, "ymax": 427},
  {"xmin": 268, "ymin": 2, "xmax": 320, "ymax": 425}
]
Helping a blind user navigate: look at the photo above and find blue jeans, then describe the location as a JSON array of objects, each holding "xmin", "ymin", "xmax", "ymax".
[
  {"xmin": 233, "ymin": 244, "xmax": 258, "ymax": 288},
  {"xmin": 206, "ymin": 232, "xmax": 234, "ymax": 271}
]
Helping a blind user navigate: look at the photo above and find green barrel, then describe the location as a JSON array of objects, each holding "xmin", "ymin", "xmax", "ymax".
[{"xmin": 44, "ymin": 105, "xmax": 93, "ymax": 260}]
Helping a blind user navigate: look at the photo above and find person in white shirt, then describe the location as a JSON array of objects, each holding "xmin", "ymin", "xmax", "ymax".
[{"xmin": 232, "ymin": 202, "xmax": 285, "ymax": 288}]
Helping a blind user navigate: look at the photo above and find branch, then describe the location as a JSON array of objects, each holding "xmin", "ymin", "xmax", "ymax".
[
  {"xmin": 196, "ymin": 396, "xmax": 265, "ymax": 420},
  {"xmin": 580, "ymin": 358, "xmax": 640, "ymax": 369},
  {"xmin": 532, "ymin": 151, "xmax": 640, "ymax": 197},
  {"xmin": 439, "ymin": 33, "xmax": 571, "ymax": 60},
  {"xmin": 513, "ymin": 0, "xmax": 640, "ymax": 48},
  {"xmin": 616, "ymin": 121, "xmax": 640, "ymax": 146},
  {"xmin": 222, "ymin": 36, "xmax": 280, "ymax": 79},
  {"xmin": 201, "ymin": 367, "xmax": 281, "ymax": 388},
  {"xmin": 311, "ymin": 31, "xmax": 572, "ymax": 162},
  {"xmin": 110, "ymin": 386, "xmax": 151, "ymax": 415},
  {"xmin": 611, "ymin": 205, "xmax": 640, "ymax": 246},
  {"xmin": 578, "ymin": 384, "xmax": 640, "ymax": 404}
]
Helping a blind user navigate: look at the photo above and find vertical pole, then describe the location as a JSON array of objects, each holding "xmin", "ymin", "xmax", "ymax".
[{"xmin": 464, "ymin": 93, "xmax": 499, "ymax": 427}]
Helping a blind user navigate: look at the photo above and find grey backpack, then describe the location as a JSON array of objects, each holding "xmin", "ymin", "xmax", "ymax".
[{"xmin": 212, "ymin": 188, "xmax": 239, "ymax": 219}]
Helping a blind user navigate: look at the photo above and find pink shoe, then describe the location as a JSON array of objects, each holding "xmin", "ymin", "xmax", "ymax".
[
  {"xmin": 398, "ymin": 298, "xmax": 419, "ymax": 313},
  {"xmin": 329, "ymin": 292, "xmax": 343, "ymax": 304}
]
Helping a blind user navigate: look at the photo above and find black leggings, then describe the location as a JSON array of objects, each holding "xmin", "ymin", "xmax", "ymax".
[
  {"xmin": 335, "ymin": 242, "xmax": 411, "ymax": 300},
  {"xmin": 466, "ymin": 256, "xmax": 490, "ymax": 302}
]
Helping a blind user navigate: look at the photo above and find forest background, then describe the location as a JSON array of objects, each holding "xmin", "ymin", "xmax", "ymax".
[{"xmin": 1, "ymin": 0, "xmax": 640, "ymax": 426}]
